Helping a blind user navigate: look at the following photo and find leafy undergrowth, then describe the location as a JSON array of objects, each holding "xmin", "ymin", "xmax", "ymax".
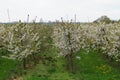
[
  {"xmin": 0, "ymin": 57, "xmax": 17, "ymax": 80},
  {"xmin": 73, "ymin": 49, "xmax": 120, "ymax": 80},
  {"xmin": 22, "ymin": 49, "xmax": 120, "ymax": 80}
]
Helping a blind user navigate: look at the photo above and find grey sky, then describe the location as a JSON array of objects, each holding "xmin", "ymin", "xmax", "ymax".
[{"xmin": 0, "ymin": 0, "xmax": 120, "ymax": 22}]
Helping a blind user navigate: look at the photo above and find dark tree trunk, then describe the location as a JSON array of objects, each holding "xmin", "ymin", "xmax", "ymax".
[
  {"xmin": 66, "ymin": 53, "xmax": 74, "ymax": 73},
  {"xmin": 32, "ymin": 53, "xmax": 38, "ymax": 65},
  {"xmin": 66, "ymin": 27, "xmax": 75, "ymax": 73},
  {"xmin": 23, "ymin": 58, "xmax": 26, "ymax": 69}
]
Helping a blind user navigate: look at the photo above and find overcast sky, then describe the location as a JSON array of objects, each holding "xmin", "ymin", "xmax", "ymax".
[{"xmin": 0, "ymin": 0, "xmax": 120, "ymax": 22}]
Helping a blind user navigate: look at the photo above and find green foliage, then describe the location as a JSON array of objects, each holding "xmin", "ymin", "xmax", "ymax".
[
  {"xmin": 73, "ymin": 50, "xmax": 120, "ymax": 80},
  {"xmin": 1, "ymin": 22, "xmax": 120, "ymax": 80},
  {"xmin": 0, "ymin": 58, "xmax": 17, "ymax": 80},
  {"xmin": 23, "ymin": 49, "xmax": 120, "ymax": 80},
  {"xmin": 94, "ymin": 15, "xmax": 112, "ymax": 24}
]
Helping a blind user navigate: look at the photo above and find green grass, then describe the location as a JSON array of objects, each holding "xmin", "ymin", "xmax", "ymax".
[
  {"xmin": 23, "ymin": 49, "xmax": 120, "ymax": 80},
  {"xmin": 0, "ymin": 57, "xmax": 17, "ymax": 80},
  {"xmin": 73, "ymin": 49, "xmax": 120, "ymax": 80},
  {"xmin": 1, "ymin": 48, "xmax": 120, "ymax": 80},
  {"xmin": 23, "ymin": 47, "xmax": 75, "ymax": 80}
]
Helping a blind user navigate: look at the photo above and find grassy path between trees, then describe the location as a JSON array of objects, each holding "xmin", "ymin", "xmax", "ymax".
[
  {"xmin": 0, "ymin": 58, "xmax": 17, "ymax": 80},
  {"xmin": 1, "ymin": 49, "xmax": 120, "ymax": 80},
  {"xmin": 22, "ymin": 49, "xmax": 120, "ymax": 80}
]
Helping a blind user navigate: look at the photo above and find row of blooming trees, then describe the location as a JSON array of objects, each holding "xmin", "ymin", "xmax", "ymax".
[
  {"xmin": 0, "ymin": 22, "xmax": 42, "ymax": 68},
  {"xmin": 53, "ymin": 22, "xmax": 120, "ymax": 72},
  {"xmin": 0, "ymin": 22, "xmax": 54, "ymax": 69},
  {"xmin": 0, "ymin": 21, "xmax": 120, "ymax": 73}
]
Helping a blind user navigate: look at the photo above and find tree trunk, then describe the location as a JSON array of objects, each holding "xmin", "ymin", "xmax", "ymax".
[
  {"xmin": 32, "ymin": 53, "xmax": 38, "ymax": 65},
  {"xmin": 66, "ymin": 53, "xmax": 74, "ymax": 73},
  {"xmin": 66, "ymin": 27, "xmax": 74, "ymax": 73},
  {"xmin": 23, "ymin": 58, "xmax": 26, "ymax": 69}
]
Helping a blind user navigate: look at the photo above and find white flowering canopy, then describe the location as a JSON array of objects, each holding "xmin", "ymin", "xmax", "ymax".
[
  {"xmin": 53, "ymin": 22, "xmax": 120, "ymax": 61},
  {"xmin": 0, "ymin": 23, "xmax": 41, "ymax": 60}
]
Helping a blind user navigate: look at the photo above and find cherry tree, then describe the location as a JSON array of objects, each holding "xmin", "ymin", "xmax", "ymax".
[{"xmin": 1, "ymin": 22, "xmax": 41, "ymax": 68}]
